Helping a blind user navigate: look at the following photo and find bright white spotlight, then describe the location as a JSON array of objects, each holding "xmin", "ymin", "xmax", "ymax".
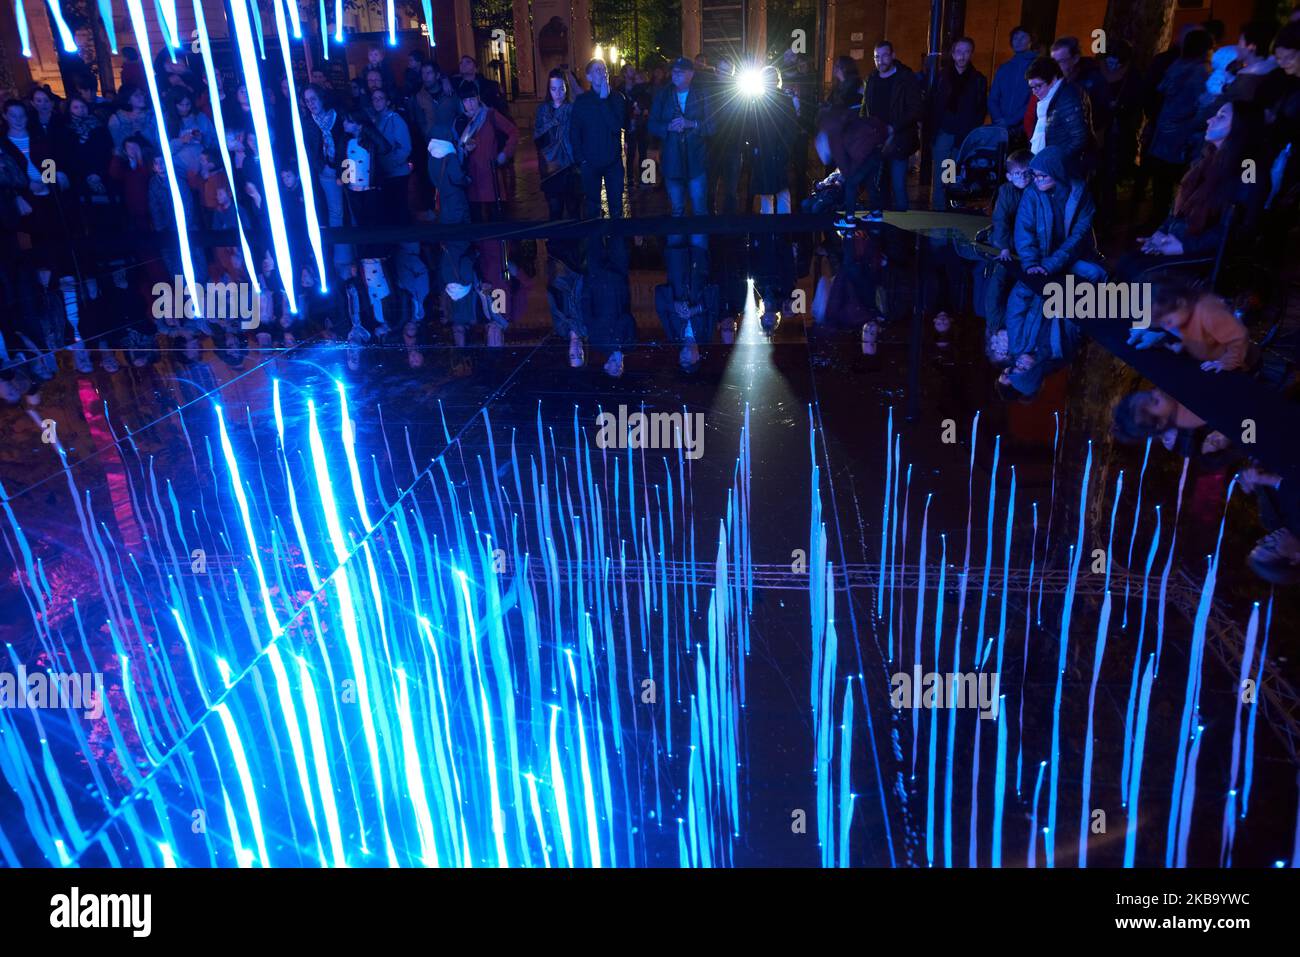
[{"xmin": 736, "ymin": 67, "xmax": 766, "ymax": 98}]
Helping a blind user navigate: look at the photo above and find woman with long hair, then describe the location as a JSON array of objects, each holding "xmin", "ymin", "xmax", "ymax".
[
  {"xmin": 301, "ymin": 84, "xmax": 350, "ymax": 275},
  {"xmin": 830, "ymin": 56, "xmax": 864, "ymax": 112},
  {"xmin": 108, "ymin": 86, "xmax": 158, "ymax": 156},
  {"xmin": 534, "ymin": 67, "xmax": 580, "ymax": 221},
  {"xmin": 165, "ymin": 88, "xmax": 216, "ymax": 176},
  {"xmin": 1120, "ymin": 99, "xmax": 1268, "ymax": 277}
]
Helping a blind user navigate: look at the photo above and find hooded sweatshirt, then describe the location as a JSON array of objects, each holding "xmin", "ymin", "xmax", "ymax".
[
  {"xmin": 1014, "ymin": 145, "xmax": 1098, "ymax": 273},
  {"xmin": 428, "ymin": 133, "xmax": 469, "ymax": 224}
]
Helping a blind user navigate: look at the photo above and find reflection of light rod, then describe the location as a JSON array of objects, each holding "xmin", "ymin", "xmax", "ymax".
[
  {"xmin": 226, "ymin": 0, "xmax": 300, "ymax": 312},
  {"xmin": 192, "ymin": 0, "xmax": 261, "ymax": 295},
  {"xmin": 270, "ymin": 0, "xmax": 329, "ymax": 290},
  {"xmin": 15, "ymin": 1, "xmax": 31, "ymax": 56},
  {"xmin": 421, "ymin": 0, "xmax": 435, "ymax": 46},
  {"xmin": 158, "ymin": 0, "xmax": 181, "ymax": 49},
  {"xmin": 44, "ymin": 0, "xmax": 77, "ymax": 52},
  {"xmin": 124, "ymin": 0, "xmax": 202, "ymax": 317},
  {"xmin": 96, "ymin": 0, "xmax": 118, "ymax": 53},
  {"xmin": 281, "ymin": 0, "xmax": 302, "ymax": 39}
]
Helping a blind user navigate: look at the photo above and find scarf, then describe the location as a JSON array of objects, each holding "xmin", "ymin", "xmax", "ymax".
[
  {"xmin": 459, "ymin": 105, "xmax": 489, "ymax": 154},
  {"xmin": 312, "ymin": 108, "xmax": 337, "ymax": 164},
  {"xmin": 70, "ymin": 113, "xmax": 101, "ymax": 143}
]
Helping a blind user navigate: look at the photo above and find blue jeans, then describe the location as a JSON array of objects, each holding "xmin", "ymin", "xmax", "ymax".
[
  {"xmin": 318, "ymin": 168, "xmax": 351, "ymax": 271},
  {"xmin": 930, "ymin": 131, "xmax": 958, "ymax": 211},
  {"xmin": 878, "ymin": 156, "xmax": 909, "ymax": 212},
  {"xmin": 667, "ymin": 174, "xmax": 708, "ymax": 248}
]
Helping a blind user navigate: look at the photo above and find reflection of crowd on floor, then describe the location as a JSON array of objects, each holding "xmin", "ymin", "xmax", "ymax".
[{"xmin": 5, "ymin": 12, "xmax": 1300, "ymax": 578}]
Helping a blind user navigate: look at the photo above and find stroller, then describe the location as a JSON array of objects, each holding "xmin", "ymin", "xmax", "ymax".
[{"xmin": 944, "ymin": 125, "xmax": 1008, "ymax": 212}]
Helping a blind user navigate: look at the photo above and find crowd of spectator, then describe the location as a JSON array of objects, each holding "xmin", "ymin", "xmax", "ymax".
[{"xmin": 4, "ymin": 11, "xmax": 1300, "ymax": 578}]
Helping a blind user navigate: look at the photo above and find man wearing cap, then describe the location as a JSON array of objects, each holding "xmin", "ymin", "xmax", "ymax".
[
  {"xmin": 571, "ymin": 58, "xmax": 628, "ymax": 218},
  {"xmin": 650, "ymin": 56, "xmax": 714, "ymax": 246}
]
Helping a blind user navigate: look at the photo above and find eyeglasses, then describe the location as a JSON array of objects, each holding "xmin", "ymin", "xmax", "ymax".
[{"xmin": 1031, "ymin": 171, "xmax": 1053, "ymax": 180}]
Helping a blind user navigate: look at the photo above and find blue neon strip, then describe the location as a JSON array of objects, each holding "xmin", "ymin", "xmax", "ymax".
[
  {"xmin": 270, "ymin": 0, "xmax": 329, "ymax": 290},
  {"xmin": 225, "ymin": 0, "xmax": 300, "ymax": 312},
  {"xmin": 191, "ymin": 0, "xmax": 261, "ymax": 294},
  {"xmin": 124, "ymin": 0, "xmax": 203, "ymax": 318}
]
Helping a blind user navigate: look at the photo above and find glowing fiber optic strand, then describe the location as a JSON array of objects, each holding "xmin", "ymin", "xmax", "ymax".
[
  {"xmin": 224, "ymin": 0, "xmax": 300, "ymax": 311},
  {"xmin": 267, "ymin": 0, "xmax": 327, "ymax": 288},
  {"xmin": 124, "ymin": 0, "xmax": 203, "ymax": 319},
  {"xmin": 191, "ymin": 0, "xmax": 261, "ymax": 295}
]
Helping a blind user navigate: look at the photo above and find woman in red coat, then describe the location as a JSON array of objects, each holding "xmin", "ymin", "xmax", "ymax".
[{"xmin": 454, "ymin": 81, "xmax": 519, "ymax": 218}]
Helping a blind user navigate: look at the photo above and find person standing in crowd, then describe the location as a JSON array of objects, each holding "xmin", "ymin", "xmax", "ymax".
[
  {"xmin": 1050, "ymin": 36, "xmax": 1107, "ymax": 146},
  {"xmin": 989, "ymin": 26, "xmax": 1037, "ymax": 147},
  {"xmin": 456, "ymin": 81, "xmax": 518, "ymax": 342},
  {"xmin": 28, "ymin": 87, "xmax": 66, "ymax": 146},
  {"xmin": 926, "ymin": 36, "xmax": 987, "ymax": 210},
  {"xmin": 109, "ymin": 87, "xmax": 159, "ymax": 156},
  {"xmin": 301, "ymin": 84, "xmax": 349, "ymax": 274},
  {"xmin": 829, "ymin": 56, "xmax": 865, "ymax": 112},
  {"xmin": 369, "ymin": 87, "xmax": 412, "ymax": 225},
  {"xmin": 534, "ymin": 68, "xmax": 580, "ymax": 220},
  {"xmin": 1146, "ymin": 28, "xmax": 1213, "ymax": 225},
  {"xmin": 119, "ymin": 47, "xmax": 146, "ymax": 95},
  {"xmin": 409, "ymin": 61, "xmax": 457, "ymax": 217},
  {"xmin": 650, "ymin": 57, "xmax": 712, "ymax": 244},
  {"xmin": 1222, "ymin": 21, "xmax": 1287, "ymax": 109},
  {"xmin": 165, "ymin": 89, "xmax": 216, "ymax": 177},
  {"xmin": 340, "ymin": 108, "xmax": 393, "ymax": 339},
  {"xmin": 865, "ymin": 41, "xmax": 923, "ymax": 211},
  {"xmin": 626, "ymin": 69, "xmax": 654, "ymax": 190},
  {"xmin": 1097, "ymin": 38, "xmax": 1143, "ymax": 230},
  {"xmin": 746, "ymin": 66, "xmax": 799, "ymax": 214},
  {"xmin": 459, "ymin": 56, "xmax": 508, "ymax": 115},
  {"xmin": 412, "ymin": 61, "xmax": 457, "ymax": 147},
  {"xmin": 1025, "ymin": 56, "xmax": 1093, "ymax": 172},
  {"xmin": 707, "ymin": 57, "xmax": 744, "ymax": 215},
  {"xmin": 571, "ymin": 58, "xmax": 626, "ymax": 219},
  {"xmin": 456, "ymin": 80, "xmax": 518, "ymax": 222}
]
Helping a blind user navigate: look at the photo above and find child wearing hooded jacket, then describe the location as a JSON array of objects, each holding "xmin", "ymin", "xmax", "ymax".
[{"xmin": 1000, "ymin": 144, "xmax": 1105, "ymax": 385}]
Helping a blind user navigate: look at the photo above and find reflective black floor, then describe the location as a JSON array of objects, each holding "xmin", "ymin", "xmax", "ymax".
[{"xmin": 1, "ymin": 218, "xmax": 1297, "ymax": 869}]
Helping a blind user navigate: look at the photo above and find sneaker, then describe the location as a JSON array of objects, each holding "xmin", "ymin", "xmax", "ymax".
[
  {"xmin": 101, "ymin": 351, "xmax": 120, "ymax": 373},
  {"xmin": 864, "ymin": 210, "xmax": 884, "ymax": 222},
  {"xmin": 1249, "ymin": 528, "xmax": 1300, "ymax": 583},
  {"xmin": 833, "ymin": 215, "xmax": 860, "ymax": 230}
]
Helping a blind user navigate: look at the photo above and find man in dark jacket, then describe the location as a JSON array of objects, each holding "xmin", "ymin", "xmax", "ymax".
[
  {"xmin": 926, "ymin": 36, "xmax": 988, "ymax": 209},
  {"xmin": 649, "ymin": 57, "xmax": 713, "ymax": 246},
  {"xmin": 1026, "ymin": 56, "xmax": 1094, "ymax": 175},
  {"xmin": 458, "ymin": 55, "xmax": 508, "ymax": 116},
  {"xmin": 1051, "ymin": 37, "xmax": 1108, "ymax": 126},
  {"xmin": 865, "ymin": 41, "xmax": 923, "ymax": 210},
  {"xmin": 989, "ymin": 26, "xmax": 1038, "ymax": 144},
  {"xmin": 570, "ymin": 58, "xmax": 627, "ymax": 219}
]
